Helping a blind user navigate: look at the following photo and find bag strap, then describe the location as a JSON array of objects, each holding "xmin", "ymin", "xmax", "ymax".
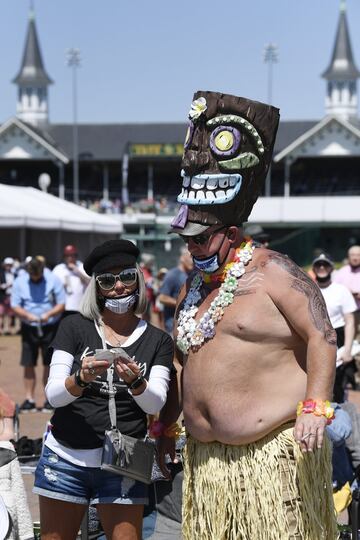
[{"xmin": 97, "ymin": 321, "xmax": 118, "ymax": 430}]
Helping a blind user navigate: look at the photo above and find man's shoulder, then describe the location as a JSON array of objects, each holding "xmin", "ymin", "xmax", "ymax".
[
  {"xmin": 46, "ymin": 271, "xmax": 63, "ymax": 286},
  {"xmin": 251, "ymin": 248, "xmax": 295, "ymax": 273},
  {"xmin": 52, "ymin": 263, "xmax": 66, "ymax": 272},
  {"xmin": 13, "ymin": 272, "xmax": 27, "ymax": 287},
  {"xmin": 334, "ymin": 265, "xmax": 350, "ymax": 278},
  {"xmin": 328, "ymin": 281, "xmax": 346, "ymax": 293},
  {"xmin": 251, "ymin": 248, "xmax": 315, "ymax": 290},
  {"xmin": 163, "ymin": 266, "xmax": 185, "ymax": 284},
  {"xmin": 166, "ymin": 266, "xmax": 182, "ymax": 277}
]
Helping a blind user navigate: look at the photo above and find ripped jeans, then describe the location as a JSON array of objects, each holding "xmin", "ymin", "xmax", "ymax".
[{"xmin": 33, "ymin": 445, "xmax": 148, "ymax": 505}]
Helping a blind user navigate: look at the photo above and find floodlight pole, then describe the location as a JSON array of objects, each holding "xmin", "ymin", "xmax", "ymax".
[
  {"xmin": 263, "ymin": 43, "xmax": 278, "ymax": 197},
  {"xmin": 66, "ymin": 48, "xmax": 81, "ymax": 204}
]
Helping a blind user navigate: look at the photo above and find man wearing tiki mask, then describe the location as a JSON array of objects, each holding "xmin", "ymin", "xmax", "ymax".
[{"xmin": 157, "ymin": 91, "xmax": 337, "ymax": 539}]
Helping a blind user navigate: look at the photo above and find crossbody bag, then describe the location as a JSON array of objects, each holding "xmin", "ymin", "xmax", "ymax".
[{"xmin": 99, "ymin": 324, "xmax": 155, "ymax": 484}]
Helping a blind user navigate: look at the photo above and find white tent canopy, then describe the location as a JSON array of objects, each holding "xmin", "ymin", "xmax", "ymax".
[{"xmin": 0, "ymin": 184, "xmax": 122, "ymax": 233}]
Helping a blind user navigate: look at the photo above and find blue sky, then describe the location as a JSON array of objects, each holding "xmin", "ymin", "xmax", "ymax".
[{"xmin": 1, "ymin": 0, "xmax": 360, "ymax": 124}]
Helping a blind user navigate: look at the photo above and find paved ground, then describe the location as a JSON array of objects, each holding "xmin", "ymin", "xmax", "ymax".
[{"xmin": 1, "ymin": 334, "xmax": 360, "ymax": 529}]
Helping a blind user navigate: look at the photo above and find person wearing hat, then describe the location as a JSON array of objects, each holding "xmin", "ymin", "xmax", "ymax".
[
  {"xmin": 244, "ymin": 223, "xmax": 271, "ymax": 248},
  {"xmin": 156, "ymin": 91, "xmax": 338, "ymax": 538},
  {"xmin": 312, "ymin": 252, "xmax": 357, "ymax": 402},
  {"xmin": 53, "ymin": 245, "xmax": 90, "ymax": 318},
  {"xmin": 33, "ymin": 239, "xmax": 174, "ymax": 540}
]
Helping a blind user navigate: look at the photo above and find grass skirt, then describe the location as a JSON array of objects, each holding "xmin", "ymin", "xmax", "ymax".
[{"xmin": 182, "ymin": 423, "xmax": 338, "ymax": 540}]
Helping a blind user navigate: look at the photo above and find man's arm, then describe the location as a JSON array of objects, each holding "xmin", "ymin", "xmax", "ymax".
[
  {"xmin": 342, "ymin": 312, "xmax": 355, "ymax": 363},
  {"xmin": 156, "ymin": 356, "xmax": 183, "ymax": 477},
  {"xmin": 157, "ymin": 293, "xmax": 177, "ymax": 308},
  {"xmin": 158, "ymin": 270, "xmax": 177, "ymax": 308},
  {"xmin": 11, "ymin": 279, "xmax": 38, "ymax": 322},
  {"xmin": 262, "ymin": 251, "xmax": 337, "ymax": 453},
  {"xmin": 70, "ymin": 263, "xmax": 91, "ymax": 285},
  {"xmin": 40, "ymin": 276, "xmax": 66, "ymax": 323},
  {"xmin": 40, "ymin": 303, "xmax": 65, "ymax": 323}
]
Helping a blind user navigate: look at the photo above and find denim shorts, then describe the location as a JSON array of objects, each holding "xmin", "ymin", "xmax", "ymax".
[{"xmin": 33, "ymin": 445, "xmax": 148, "ymax": 505}]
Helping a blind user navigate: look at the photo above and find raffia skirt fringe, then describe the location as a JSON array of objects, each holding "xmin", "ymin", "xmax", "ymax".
[{"xmin": 182, "ymin": 423, "xmax": 338, "ymax": 540}]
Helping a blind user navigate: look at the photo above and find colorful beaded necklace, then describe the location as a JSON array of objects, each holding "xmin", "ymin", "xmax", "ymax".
[{"xmin": 176, "ymin": 241, "xmax": 254, "ymax": 354}]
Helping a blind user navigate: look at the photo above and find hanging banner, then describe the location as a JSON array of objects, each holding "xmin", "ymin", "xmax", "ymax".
[{"xmin": 129, "ymin": 143, "xmax": 184, "ymax": 157}]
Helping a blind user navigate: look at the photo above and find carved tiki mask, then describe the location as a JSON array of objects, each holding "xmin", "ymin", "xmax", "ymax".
[{"xmin": 171, "ymin": 90, "xmax": 280, "ymax": 234}]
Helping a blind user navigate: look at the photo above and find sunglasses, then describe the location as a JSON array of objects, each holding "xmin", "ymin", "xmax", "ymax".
[
  {"xmin": 96, "ymin": 268, "xmax": 137, "ymax": 290},
  {"xmin": 181, "ymin": 226, "xmax": 227, "ymax": 246},
  {"xmin": 313, "ymin": 262, "xmax": 332, "ymax": 269}
]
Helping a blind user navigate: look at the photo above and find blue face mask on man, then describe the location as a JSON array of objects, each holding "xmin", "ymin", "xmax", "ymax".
[{"xmin": 192, "ymin": 228, "xmax": 230, "ymax": 274}]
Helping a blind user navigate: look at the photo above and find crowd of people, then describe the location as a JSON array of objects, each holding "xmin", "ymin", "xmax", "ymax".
[
  {"xmin": 0, "ymin": 245, "xmax": 360, "ymax": 538},
  {"xmin": 1, "ymin": 233, "xmax": 360, "ymax": 538},
  {"xmin": 1, "ymin": 90, "xmax": 360, "ymax": 539},
  {"xmin": 78, "ymin": 196, "xmax": 178, "ymax": 216}
]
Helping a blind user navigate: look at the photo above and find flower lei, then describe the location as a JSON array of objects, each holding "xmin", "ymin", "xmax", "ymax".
[
  {"xmin": 296, "ymin": 399, "xmax": 335, "ymax": 425},
  {"xmin": 176, "ymin": 241, "xmax": 254, "ymax": 354}
]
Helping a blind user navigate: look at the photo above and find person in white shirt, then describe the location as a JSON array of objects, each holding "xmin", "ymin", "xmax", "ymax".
[
  {"xmin": 53, "ymin": 245, "xmax": 90, "ymax": 317},
  {"xmin": 312, "ymin": 252, "xmax": 358, "ymax": 402}
]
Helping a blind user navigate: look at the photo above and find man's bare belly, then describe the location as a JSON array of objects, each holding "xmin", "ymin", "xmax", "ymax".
[{"xmin": 181, "ymin": 297, "xmax": 307, "ymax": 445}]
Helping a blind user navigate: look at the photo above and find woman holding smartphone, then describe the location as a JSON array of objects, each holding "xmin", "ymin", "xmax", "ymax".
[{"xmin": 33, "ymin": 239, "xmax": 174, "ymax": 540}]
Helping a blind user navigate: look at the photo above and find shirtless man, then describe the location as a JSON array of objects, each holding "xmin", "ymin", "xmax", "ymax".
[{"xmin": 158, "ymin": 91, "xmax": 337, "ymax": 539}]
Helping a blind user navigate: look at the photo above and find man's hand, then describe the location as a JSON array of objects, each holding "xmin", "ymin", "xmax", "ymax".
[
  {"xmin": 27, "ymin": 313, "xmax": 40, "ymax": 323},
  {"xmin": 156, "ymin": 435, "xmax": 177, "ymax": 479},
  {"xmin": 40, "ymin": 313, "xmax": 50, "ymax": 324},
  {"xmin": 294, "ymin": 414, "xmax": 328, "ymax": 453}
]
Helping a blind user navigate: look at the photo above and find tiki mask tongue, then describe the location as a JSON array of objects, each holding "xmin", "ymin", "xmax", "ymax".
[{"xmin": 171, "ymin": 204, "xmax": 189, "ymax": 229}]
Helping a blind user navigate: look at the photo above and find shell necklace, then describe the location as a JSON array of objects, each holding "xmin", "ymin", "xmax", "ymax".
[{"xmin": 176, "ymin": 241, "xmax": 254, "ymax": 354}]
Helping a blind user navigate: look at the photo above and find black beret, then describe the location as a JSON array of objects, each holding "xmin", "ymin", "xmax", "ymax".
[{"xmin": 83, "ymin": 239, "xmax": 140, "ymax": 276}]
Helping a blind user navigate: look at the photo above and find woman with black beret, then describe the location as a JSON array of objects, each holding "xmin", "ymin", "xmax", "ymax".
[{"xmin": 33, "ymin": 239, "xmax": 174, "ymax": 540}]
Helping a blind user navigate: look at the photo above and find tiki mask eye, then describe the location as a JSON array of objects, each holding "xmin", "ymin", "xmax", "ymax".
[
  {"xmin": 209, "ymin": 126, "xmax": 241, "ymax": 158},
  {"xmin": 184, "ymin": 122, "xmax": 195, "ymax": 150}
]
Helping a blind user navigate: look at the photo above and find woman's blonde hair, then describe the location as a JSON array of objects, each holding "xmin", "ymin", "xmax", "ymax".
[{"xmin": 80, "ymin": 263, "xmax": 147, "ymax": 321}]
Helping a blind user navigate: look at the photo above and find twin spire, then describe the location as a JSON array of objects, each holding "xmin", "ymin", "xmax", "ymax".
[
  {"xmin": 10, "ymin": 1, "xmax": 360, "ymax": 126},
  {"xmin": 322, "ymin": 0, "xmax": 359, "ymax": 119},
  {"xmin": 12, "ymin": 8, "xmax": 52, "ymax": 126}
]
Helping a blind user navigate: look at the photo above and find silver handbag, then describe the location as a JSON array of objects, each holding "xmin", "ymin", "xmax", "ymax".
[
  {"xmin": 101, "ymin": 428, "xmax": 155, "ymax": 484},
  {"xmin": 99, "ymin": 330, "xmax": 155, "ymax": 485}
]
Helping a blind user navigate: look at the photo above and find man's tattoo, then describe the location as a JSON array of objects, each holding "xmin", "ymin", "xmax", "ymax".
[
  {"xmin": 264, "ymin": 253, "xmax": 337, "ymax": 345},
  {"xmin": 234, "ymin": 266, "xmax": 263, "ymax": 297}
]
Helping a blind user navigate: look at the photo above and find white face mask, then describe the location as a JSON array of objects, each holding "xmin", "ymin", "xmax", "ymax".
[{"xmin": 104, "ymin": 293, "xmax": 137, "ymax": 314}]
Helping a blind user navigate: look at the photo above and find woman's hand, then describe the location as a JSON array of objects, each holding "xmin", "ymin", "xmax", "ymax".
[
  {"xmin": 80, "ymin": 356, "xmax": 110, "ymax": 383},
  {"xmin": 114, "ymin": 356, "xmax": 141, "ymax": 385}
]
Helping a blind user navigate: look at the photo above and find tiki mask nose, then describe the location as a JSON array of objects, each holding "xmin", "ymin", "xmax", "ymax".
[{"xmin": 182, "ymin": 151, "xmax": 210, "ymax": 175}]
